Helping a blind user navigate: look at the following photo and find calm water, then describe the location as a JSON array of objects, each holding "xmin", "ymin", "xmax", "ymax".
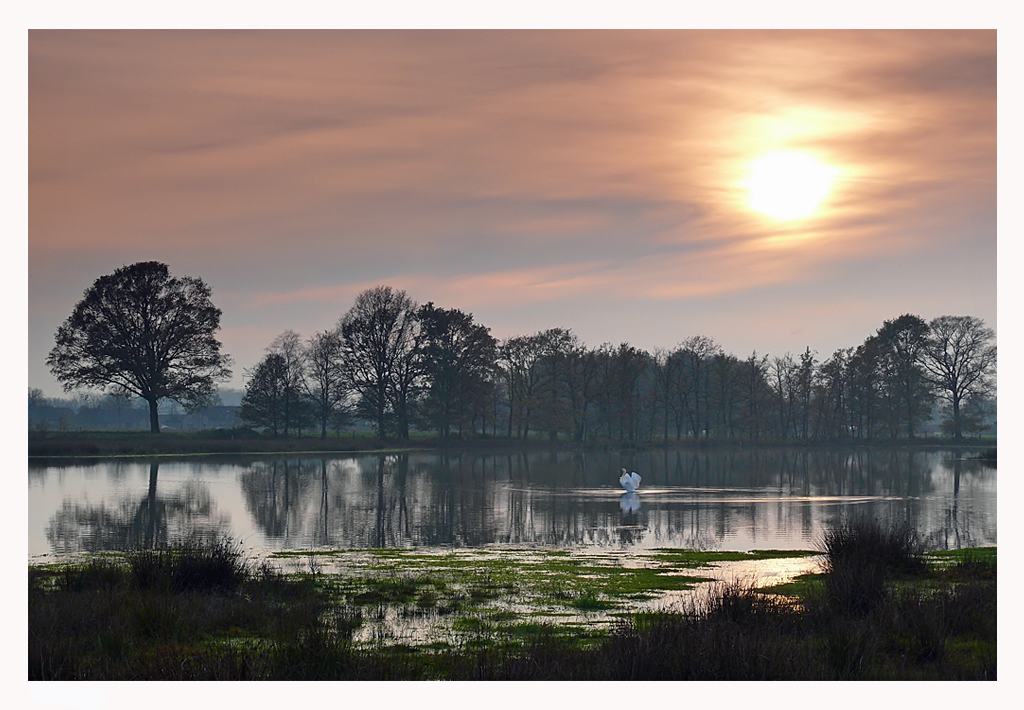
[{"xmin": 28, "ymin": 447, "xmax": 996, "ymax": 562}]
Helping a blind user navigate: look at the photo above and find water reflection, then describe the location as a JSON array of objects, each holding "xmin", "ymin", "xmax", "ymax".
[
  {"xmin": 619, "ymin": 492, "xmax": 641, "ymax": 514},
  {"xmin": 44, "ymin": 462, "xmax": 230, "ymax": 553},
  {"xmin": 28, "ymin": 448, "xmax": 996, "ymax": 558}
]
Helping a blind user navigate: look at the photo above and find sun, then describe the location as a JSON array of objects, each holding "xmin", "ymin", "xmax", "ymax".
[{"xmin": 741, "ymin": 151, "xmax": 839, "ymax": 221}]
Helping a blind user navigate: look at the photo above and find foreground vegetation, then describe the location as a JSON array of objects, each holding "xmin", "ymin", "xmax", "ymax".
[{"xmin": 29, "ymin": 522, "xmax": 995, "ymax": 680}]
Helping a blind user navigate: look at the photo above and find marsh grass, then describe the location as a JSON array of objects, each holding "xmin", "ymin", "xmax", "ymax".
[
  {"xmin": 817, "ymin": 517, "xmax": 926, "ymax": 616},
  {"xmin": 29, "ymin": 526, "xmax": 995, "ymax": 680}
]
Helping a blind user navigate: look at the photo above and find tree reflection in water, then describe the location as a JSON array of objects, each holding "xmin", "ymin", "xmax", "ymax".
[
  {"xmin": 36, "ymin": 448, "xmax": 995, "ymax": 557},
  {"xmin": 46, "ymin": 462, "xmax": 230, "ymax": 554}
]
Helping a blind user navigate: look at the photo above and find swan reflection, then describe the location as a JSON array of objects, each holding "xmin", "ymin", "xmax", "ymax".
[{"xmin": 619, "ymin": 491, "xmax": 641, "ymax": 513}]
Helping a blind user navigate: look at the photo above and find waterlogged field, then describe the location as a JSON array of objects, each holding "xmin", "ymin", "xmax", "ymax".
[
  {"xmin": 29, "ymin": 536, "xmax": 995, "ymax": 679},
  {"xmin": 264, "ymin": 546, "xmax": 821, "ymax": 648},
  {"xmin": 29, "ymin": 447, "xmax": 996, "ymax": 678}
]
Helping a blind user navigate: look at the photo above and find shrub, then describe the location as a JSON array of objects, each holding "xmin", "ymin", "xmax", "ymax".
[
  {"xmin": 820, "ymin": 517, "xmax": 925, "ymax": 576},
  {"xmin": 129, "ymin": 537, "xmax": 250, "ymax": 593},
  {"xmin": 815, "ymin": 517, "xmax": 926, "ymax": 616}
]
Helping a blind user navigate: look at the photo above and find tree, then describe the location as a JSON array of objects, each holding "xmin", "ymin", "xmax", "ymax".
[
  {"xmin": 847, "ymin": 337, "xmax": 882, "ymax": 440},
  {"xmin": 565, "ymin": 340, "xmax": 602, "ymax": 443},
  {"xmin": 815, "ymin": 348, "xmax": 852, "ymax": 440},
  {"xmin": 875, "ymin": 314, "xmax": 933, "ymax": 438},
  {"xmin": 303, "ymin": 329, "xmax": 349, "ymax": 439},
  {"xmin": 266, "ymin": 330, "xmax": 308, "ymax": 437},
  {"xmin": 47, "ymin": 261, "xmax": 232, "ymax": 433},
  {"xmin": 533, "ymin": 328, "xmax": 576, "ymax": 440},
  {"xmin": 794, "ymin": 347, "xmax": 817, "ymax": 440},
  {"xmin": 338, "ymin": 286, "xmax": 419, "ymax": 438},
  {"xmin": 498, "ymin": 333, "xmax": 547, "ymax": 440},
  {"xmin": 922, "ymin": 315, "xmax": 996, "ymax": 441},
  {"xmin": 737, "ymin": 351, "xmax": 770, "ymax": 442},
  {"xmin": 768, "ymin": 354, "xmax": 796, "ymax": 439},
  {"xmin": 710, "ymin": 352, "xmax": 742, "ymax": 440},
  {"xmin": 239, "ymin": 353, "xmax": 290, "ymax": 436},
  {"xmin": 593, "ymin": 343, "xmax": 650, "ymax": 442},
  {"xmin": 677, "ymin": 335, "xmax": 721, "ymax": 439},
  {"xmin": 416, "ymin": 303, "xmax": 498, "ymax": 438}
]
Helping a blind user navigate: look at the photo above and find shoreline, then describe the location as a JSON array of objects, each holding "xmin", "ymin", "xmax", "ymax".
[{"xmin": 28, "ymin": 430, "xmax": 996, "ymax": 461}]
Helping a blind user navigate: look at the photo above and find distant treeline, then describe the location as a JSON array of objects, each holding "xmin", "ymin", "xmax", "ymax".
[
  {"xmin": 34, "ymin": 283, "xmax": 996, "ymax": 444},
  {"xmin": 226, "ymin": 286, "xmax": 997, "ymax": 443},
  {"xmin": 28, "ymin": 389, "xmax": 242, "ymax": 433}
]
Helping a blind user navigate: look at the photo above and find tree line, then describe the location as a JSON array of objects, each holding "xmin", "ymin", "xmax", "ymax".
[{"xmin": 46, "ymin": 262, "xmax": 996, "ymax": 442}]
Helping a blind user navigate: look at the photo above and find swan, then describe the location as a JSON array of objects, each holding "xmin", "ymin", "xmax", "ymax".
[{"xmin": 619, "ymin": 468, "xmax": 641, "ymax": 493}]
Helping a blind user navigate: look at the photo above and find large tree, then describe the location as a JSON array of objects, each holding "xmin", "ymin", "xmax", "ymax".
[
  {"xmin": 47, "ymin": 261, "xmax": 232, "ymax": 433},
  {"xmin": 338, "ymin": 286, "xmax": 419, "ymax": 438},
  {"xmin": 416, "ymin": 303, "xmax": 498, "ymax": 438},
  {"xmin": 875, "ymin": 314, "xmax": 933, "ymax": 439},
  {"xmin": 922, "ymin": 315, "xmax": 997, "ymax": 441}
]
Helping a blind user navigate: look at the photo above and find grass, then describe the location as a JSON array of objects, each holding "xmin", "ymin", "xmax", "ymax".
[
  {"xmin": 27, "ymin": 429, "xmax": 580, "ymax": 459},
  {"xmin": 27, "ymin": 429, "xmax": 423, "ymax": 459},
  {"xmin": 30, "ymin": 430, "xmax": 997, "ymax": 459},
  {"xmin": 29, "ymin": 524, "xmax": 995, "ymax": 680}
]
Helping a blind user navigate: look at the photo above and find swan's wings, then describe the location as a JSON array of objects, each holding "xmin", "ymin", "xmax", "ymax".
[{"xmin": 619, "ymin": 471, "xmax": 641, "ymax": 492}]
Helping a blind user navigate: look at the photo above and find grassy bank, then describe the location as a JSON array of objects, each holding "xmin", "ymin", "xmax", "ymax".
[
  {"xmin": 27, "ymin": 430, "xmax": 420, "ymax": 458},
  {"xmin": 29, "ymin": 522, "xmax": 995, "ymax": 680},
  {"xmin": 28, "ymin": 429, "xmax": 997, "ymax": 459}
]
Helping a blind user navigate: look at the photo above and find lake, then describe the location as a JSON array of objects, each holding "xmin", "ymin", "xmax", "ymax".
[{"xmin": 28, "ymin": 447, "xmax": 995, "ymax": 562}]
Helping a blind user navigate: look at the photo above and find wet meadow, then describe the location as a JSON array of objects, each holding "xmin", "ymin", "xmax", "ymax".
[{"xmin": 29, "ymin": 524, "xmax": 995, "ymax": 680}]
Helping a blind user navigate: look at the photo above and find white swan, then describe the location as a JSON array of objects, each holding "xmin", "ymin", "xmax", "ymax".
[{"xmin": 618, "ymin": 468, "xmax": 641, "ymax": 493}]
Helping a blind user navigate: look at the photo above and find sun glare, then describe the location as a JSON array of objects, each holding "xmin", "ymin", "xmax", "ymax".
[{"xmin": 742, "ymin": 151, "xmax": 838, "ymax": 221}]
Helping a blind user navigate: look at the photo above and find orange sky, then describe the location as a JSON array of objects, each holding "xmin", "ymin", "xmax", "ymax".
[{"xmin": 28, "ymin": 29, "xmax": 996, "ymax": 394}]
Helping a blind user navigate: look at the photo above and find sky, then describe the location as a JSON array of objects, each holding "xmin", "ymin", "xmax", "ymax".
[{"xmin": 27, "ymin": 28, "xmax": 998, "ymax": 397}]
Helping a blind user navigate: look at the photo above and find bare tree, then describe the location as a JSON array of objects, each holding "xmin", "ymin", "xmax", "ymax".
[
  {"xmin": 47, "ymin": 261, "xmax": 232, "ymax": 433},
  {"xmin": 303, "ymin": 329, "xmax": 349, "ymax": 439},
  {"xmin": 565, "ymin": 340, "xmax": 602, "ymax": 443},
  {"xmin": 738, "ymin": 351, "xmax": 770, "ymax": 441},
  {"xmin": 338, "ymin": 286, "xmax": 418, "ymax": 439},
  {"xmin": 678, "ymin": 335, "xmax": 722, "ymax": 439},
  {"xmin": 922, "ymin": 315, "xmax": 996, "ymax": 441},
  {"xmin": 267, "ymin": 330, "xmax": 308, "ymax": 437},
  {"xmin": 498, "ymin": 334, "xmax": 539, "ymax": 440}
]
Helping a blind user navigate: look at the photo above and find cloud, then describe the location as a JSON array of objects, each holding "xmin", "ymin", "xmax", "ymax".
[{"xmin": 28, "ymin": 30, "xmax": 996, "ymax": 392}]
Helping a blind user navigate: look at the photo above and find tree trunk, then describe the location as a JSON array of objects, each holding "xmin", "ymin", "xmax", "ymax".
[
  {"xmin": 952, "ymin": 396, "xmax": 962, "ymax": 441},
  {"xmin": 148, "ymin": 398, "xmax": 160, "ymax": 433}
]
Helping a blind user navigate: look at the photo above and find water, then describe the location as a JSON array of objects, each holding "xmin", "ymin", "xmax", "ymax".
[{"xmin": 28, "ymin": 447, "xmax": 996, "ymax": 562}]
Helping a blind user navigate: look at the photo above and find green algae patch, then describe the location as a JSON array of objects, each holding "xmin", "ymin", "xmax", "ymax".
[{"xmin": 760, "ymin": 572, "xmax": 823, "ymax": 597}]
